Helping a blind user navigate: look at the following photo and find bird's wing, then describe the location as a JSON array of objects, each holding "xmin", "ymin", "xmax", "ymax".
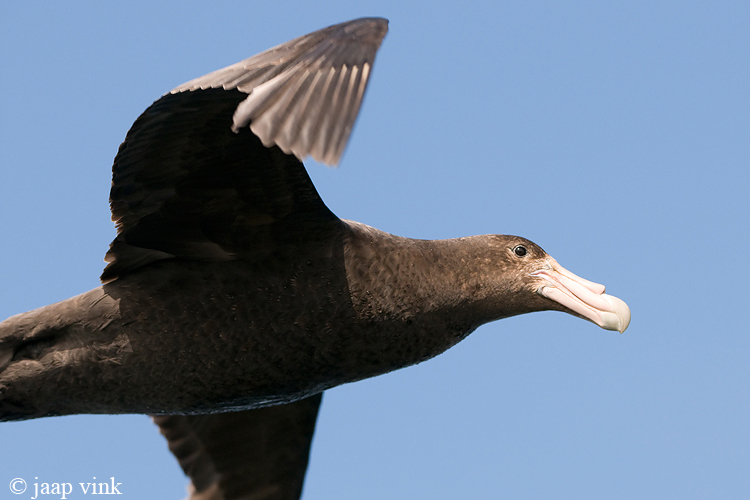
[
  {"xmin": 102, "ymin": 18, "xmax": 388, "ymax": 282},
  {"xmin": 175, "ymin": 17, "xmax": 388, "ymax": 166},
  {"xmin": 152, "ymin": 394, "xmax": 322, "ymax": 500}
]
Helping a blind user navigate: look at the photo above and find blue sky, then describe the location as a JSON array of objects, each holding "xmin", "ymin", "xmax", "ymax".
[{"xmin": 1, "ymin": 1, "xmax": 749, "ymax": 499}]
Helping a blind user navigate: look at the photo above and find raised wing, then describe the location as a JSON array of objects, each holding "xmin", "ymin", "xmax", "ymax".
[
  {"xmin": 153, "ymin": 394, "xmax": 322, "ymax": 500},
  {"xmin": 174, "ymin": 17, "xmax": 388, "ymax": 166},
  {"xmin": 102, "ymin": 18, "xmax": 388, "ymax": 281}
]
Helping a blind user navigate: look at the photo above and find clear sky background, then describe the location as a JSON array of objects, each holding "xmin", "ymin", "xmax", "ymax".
[{"xmin": 1, "ymin": 1, "xmax": 748, "ymax": 499}]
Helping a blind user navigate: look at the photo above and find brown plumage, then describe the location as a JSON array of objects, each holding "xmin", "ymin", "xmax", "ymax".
[{"xmin": 0, "ymin": 18, "xmax": 629, "ymax": 500}]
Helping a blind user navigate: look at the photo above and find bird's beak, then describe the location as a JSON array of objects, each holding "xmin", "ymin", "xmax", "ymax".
[{"xmin": 530, "ymin": 259, "xmax": 631, "ymax": 333}]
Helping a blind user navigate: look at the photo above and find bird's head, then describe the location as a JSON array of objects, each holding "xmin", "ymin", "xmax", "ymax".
[{"xmin": 478, "ymin": 235, "xmax": 630, "ymax": 333}]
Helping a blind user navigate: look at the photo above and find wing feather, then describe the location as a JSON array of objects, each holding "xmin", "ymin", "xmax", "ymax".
[
  {"xmin": 153, "ymin": 394, "xmax": 322, "ymax": 500},
  {"xmin": 173, "ymin": 17, "xmax": 388, "ymax": 165}
]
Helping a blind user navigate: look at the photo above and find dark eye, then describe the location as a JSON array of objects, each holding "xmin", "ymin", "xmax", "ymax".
[{"xmin": 513, "ymin": 245, "xmax": 527, "ymax": 257}]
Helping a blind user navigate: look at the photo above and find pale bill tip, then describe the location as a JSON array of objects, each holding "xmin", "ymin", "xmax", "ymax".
[{"xmin": 599, "ymin": 294, "xmax": 631, "ymax": 333}]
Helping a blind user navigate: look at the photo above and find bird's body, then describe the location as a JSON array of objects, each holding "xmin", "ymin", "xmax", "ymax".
[
  {"xmin": 0, "ymin": 18, "xmax": 630, "ymax": 500},
  {"xmin": 0, "ymin": 219, "xmax": 553, "ymax": 419}
]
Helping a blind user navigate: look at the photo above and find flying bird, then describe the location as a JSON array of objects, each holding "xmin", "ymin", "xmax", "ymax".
[{"xmin": 0, "ymin": 18, "xmax": 630, "ymax": 500}]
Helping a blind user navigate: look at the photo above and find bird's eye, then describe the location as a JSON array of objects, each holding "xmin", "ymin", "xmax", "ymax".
[{"xmin": 513, "ymin": 245, "xmax": 527, "ymax": 257}]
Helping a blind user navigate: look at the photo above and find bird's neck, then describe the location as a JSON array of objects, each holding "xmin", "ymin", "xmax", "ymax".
[{"xmin": 342, "ymin": 222, "xmax": 516, "ymax": 364}]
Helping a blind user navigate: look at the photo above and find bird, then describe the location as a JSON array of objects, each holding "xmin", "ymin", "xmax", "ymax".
[{"xmin": 0, "ymin": 17, "xmax": 630, "ymax": 500}]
